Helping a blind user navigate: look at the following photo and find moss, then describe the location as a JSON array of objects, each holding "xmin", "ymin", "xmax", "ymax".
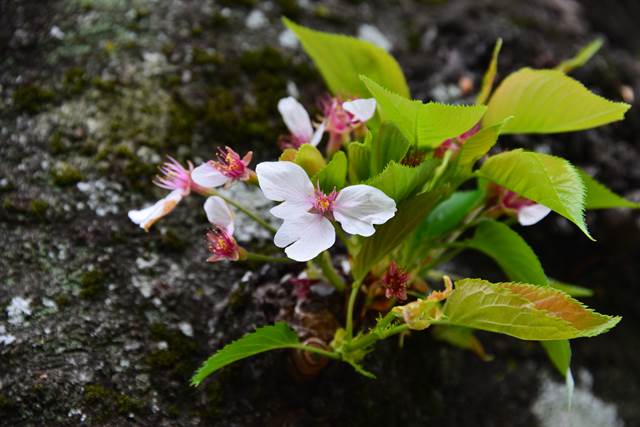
[
  {"xmin": 49, "ymin": 130, "xmax": 65, "ymax": 154},
  {"xmin": 218, "ymin": 0, "xmax": 256, "ymax": 7},
  {"xmin": 2, "ymin": 197, "xmax": 16, "ymax": 212},
  {"xmin": 91, "ymin": 77, "xmax": 117, "ymax": 93},
  {"xmin": 79, "ymin": 270, "xmax": 106, "ymax": 299},
  {"xmin": 192, "ymin": 47, "xmax": 223, "ymax": 66},
  {"xmin": 211, "ymin": 12, "xmax": 230, "ymax": 29},
  {"xmin": 191, "ymin": 23, "xmax": 204, "ymax": 37},
  {"xmin": 146, "ymin": 323, "xmax": 199, "ymax": 378},
  {"xmin": 239, "ymin": 47, "xmax": 287, "ymax": 74},
  {"xmin": 29, "ymin": 199, "xmax": 49, "ymax": 219},
  {"xmin": 13, "ymin": 84, "xmax": 55, "ymax": 114},
  {"xmin": 51, "ymin": 162, "xmax": 84, "ymax": 186},
  {"xmin": 54, "ymin": 294, "xmax": 70, "ymax": 309},
  {"xmin": 84, "ymin": 384, "xmax": 145, "ymax": 418},
  {"xmin": 200, "ymin": 379, "xmax": 224, "ymax": 420},
  {"xmin": 63, "ymin": 67, "xmax": 88, "ymax": 96},
  {"xmin": 159, "ymin": 227, "xmax": 187, "ymax": 251}
]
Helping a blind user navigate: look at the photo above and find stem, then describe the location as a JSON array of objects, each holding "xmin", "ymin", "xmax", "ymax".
[
  {"xmin": 206, "ymin": 189, "xmax": 277, "ymax": 234},
  {"xmin": 243, "ymin": 252, "xmax": 294, "ymax": 263},
  {"xmin": 346, "ymin": 324, "xmax": 409, "ymax": 352},
  {"xmin": 345, "ymin": 279, "xmax": 362, "ymax": 339},
  {"xmin": 292, "ymin": 344, "xmax": 341, "ymax": 361},
  {"xmin": 315, "ymin": 251, "xmax": 346, "ymax": 292}
]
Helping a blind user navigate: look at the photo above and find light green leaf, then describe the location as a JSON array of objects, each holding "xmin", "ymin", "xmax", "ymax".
[
  {"xmin": 367, "ymin": 159, "xmax": 438, "ymax": 203},
  {"xmin": 347, "ymin": 141, "xmax": 371, "ymax": 183},
  {"xmin": 191, "ymin": 322, "xmax": 300, "ymax": 386},
  {"xmin": 578, "ymin": 168, "xmax": 640, "ymax": 209},
  {"xmin": 457, "ymin": 119, "xmax": 509, "ymax": 170},
  {"xmin": 476, "ymin": 38, "xmax": 502, "ymax": 105},
  {"xmin": 294, "ymin": 144, "xmax": 326, "ymax": 177},
  {"xmin": 353, "ymin": 188, "xmax": 446, "ymax": 281},
  {"xmin": 467, "ymin": 219, "xmax": 548, "ymax": 286},
  {"xmin": 283, "ymin": 18, "xmax": 409, "ymax": 98},
  {"xmin": 555, "ymin": 38, "xmax": 603, "ymax": 74},
  {"xmin": 370, "ymin": 122, "xmax": 411, "ymax": 175},
  {"xmin": 361, "ymin": 76, "xmax": 486, "ymax": 147},
  {"xmin": 314, "ymin": 151, "xmax": 347, "ymax": 192},
  {"xmin": 477, "ymin": 149, "xmax": 591, "ymax": 239},
  {"xmin": 442, "ymin": 279, "xmax": 621, "ymax": 340},
  {"xmin": 417, "ymin": 103, "xmax": 487, "ymax": 148},
  {"xmin": 541, "ymin": 340, "xmax": 572, "ymax": 376},
  {"xmin": 484, "ymin": 68, "xmax": 630, "ymax": 133}
]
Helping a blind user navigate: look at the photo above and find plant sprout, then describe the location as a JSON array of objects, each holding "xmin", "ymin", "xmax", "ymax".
[{"xmin": 129, "ymin": 21, "xmax": 632, "ymax": 386}]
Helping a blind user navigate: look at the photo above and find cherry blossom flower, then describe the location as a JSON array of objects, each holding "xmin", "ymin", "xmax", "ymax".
[
  {"xmin": 434, "ymin": 122, "xmax": 482, "ymax": 158},
  {"xmin": 203, "ymin": 196, "xmax": 241, "ymax": 262},
  {"xmin": 319, "ymin": 96, "xmax": 377, "ymax": 152},
  {"xmin": 128, "ymin": 157, "xmax": 196, "ymax": 231},
  {"xmin": 256, "ymin": 161, "xmax": 396, "ymax": 261},
  {"xmin": 192, "ymin": 146, "xmax": 253, "ymax": 189},
  {"xmin": 277, "ymin": 97, "xmax": 325, "ymax": 148},
  {"xmin": 488, "ymin": 184, "xmax": 552, "ymax": 226},
  {"xmin": 381, "ymin": 261, "xmax": 410, "ymax": 301}
]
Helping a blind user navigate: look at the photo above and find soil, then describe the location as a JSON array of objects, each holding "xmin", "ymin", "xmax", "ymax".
[{"xmin": 1, "ymin": 0, "xmax": 639, "ymax": 426}]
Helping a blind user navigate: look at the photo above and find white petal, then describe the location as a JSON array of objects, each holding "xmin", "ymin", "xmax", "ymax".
[
  {"xmin": 128, "ymin": 190, "xmax": 183, "ymax": 231},
  {"xmin": 270, "ymin": 200, "xmax": 312, "ymax": 220},
  {"xmin": 334, "ymin": 185, "xmax": 396, "ymax": 236},
  {"xmin": 309, "ymin": 120, "xmax": 326, "ymax": 147},
  {"xmin": 256, "ymin": 161, "xmax": 314, "ymax": 203},
  {"xmin": 204, "ymin": 196, "xmax": 235, "ymax": 235},
  {"xmin": 343, "ymin": 98, "xmax": 377, "ymax": 123},
  {"xmin": 191, "ymin": 163, "xmax": 228, "ymax": 188},
  {"xmin": 274, "ymin": 213, "xmax": 335, "ymax": 262},
  {"xmin": 518, "ymin": 204, "xmax": 552, "ymax": 226},
  {"xmin": 278, "ymin": 97, "xmax": 313, "ymax": 142}
]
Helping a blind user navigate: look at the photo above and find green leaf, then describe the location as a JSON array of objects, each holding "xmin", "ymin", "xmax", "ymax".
[
  {"xmin": 484, "ymin": 68, "xmax": 630, "ymax": 133},
  {"xmin": 476, "ymin": 38, "xmax": 502, "ymax": 105},
  {"xmin": 578, "ymin": 168, "xmax": 640, "ymax": 209},
  {"xmin": 347, "ymin": 141, "xmax": 371, "ymax": 183},
  {"xmin": 421, "ymin": 190, "xmax": 484, "ymax": 239},
  {"xmin": 433, "ymin": 325, "xmax": 493, "ymax": 361},
  {"xmin": 467, "ymin": 220, "xmax": 548, "ymax": 286},
  {"xmin": 477, "ymin": 149, "xmax": 592, "ymax": 239},
  {"xmin": 443, "ymin": 279, "xmax": 621, "ymax": 340},
  {"xmin": 366, "ymin": 159, "xmax": 438, "ymax": 203},
  {"xmin": 283, "ymin": 18, "xmax": 409, "ymax": 98},
  {"xmin": 555, "ymin": 38, "xmax": 603, "ymax": 74},
  {"xmin": 457, "ymin": 119, "xmax": 509, "ymax": 171},
  {"xmin": 549, "ymin": 279, "xmax": 594, "ymax": 298},
  {"xmin": 294, "ymin": 144, "xmax": 326, "ymax": 176},
  {"xmin": 191, "ymin": 322, "xmax": 300, "ymax": 386},
  {"xmin": 370, "ymin": 122, "xmax": 411, "ymax": 175},
  {"xmin": 314, "ymin": 151, "xmax": 347, "ymax": 192},
  {"xmin": 361, "ymin": 76, "xmax": 487, "ymax": 147},
  {"xmin": 353, "ymin": 188, "xmax": 446, "ymax": 281},
  {"xmin": 541, "ymin": 340, "xmax": 572, "ymax": 376}
]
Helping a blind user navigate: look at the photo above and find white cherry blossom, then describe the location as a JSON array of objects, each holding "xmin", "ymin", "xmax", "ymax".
[{"xmin": 256, "ymin": 161, "xmax": 396, "ymax": 261}]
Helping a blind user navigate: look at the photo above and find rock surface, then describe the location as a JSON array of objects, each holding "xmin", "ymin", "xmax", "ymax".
[{"xmin": 1, "ymin": 0, "xmax": 639, "ymax": 425}]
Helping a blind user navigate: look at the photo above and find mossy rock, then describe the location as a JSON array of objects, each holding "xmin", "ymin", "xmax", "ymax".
[
  {"xmin": 12, "ymin": 84, "xmax": 55, "ymax": 114},
  {"xmin": 51, "ymin": 162, "xmax": 84, "ymax": 186}
]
